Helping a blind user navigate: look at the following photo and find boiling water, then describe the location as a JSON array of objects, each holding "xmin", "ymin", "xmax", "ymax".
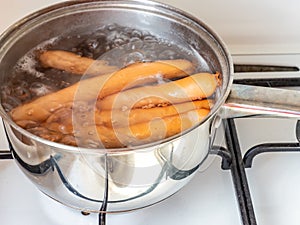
[{"xmin": 0, "ymin": 24, "xmax": 212, "ymax": 148}]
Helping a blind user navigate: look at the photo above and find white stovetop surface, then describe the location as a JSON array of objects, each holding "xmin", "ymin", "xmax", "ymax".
[
  {"xmin": 0, "ymin": 153, "xmax": 239, "ymax": 225},
  {"xmin": 1, "ymin": 1, "xmax": 300, "ymax": 225}
]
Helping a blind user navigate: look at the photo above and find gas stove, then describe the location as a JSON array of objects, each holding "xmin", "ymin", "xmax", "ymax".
[{"xmin": 0, "ymin": 1, "xmax": 300, "ymax": 225}]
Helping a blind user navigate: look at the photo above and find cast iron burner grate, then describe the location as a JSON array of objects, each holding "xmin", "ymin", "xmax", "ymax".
[
  {"xmin": 215, "ymin": 119, "xmax": 300, "ymax": 225},
  {"xmin": 212, "ymin": 73, "xmax": 300, "ymax": 225}
]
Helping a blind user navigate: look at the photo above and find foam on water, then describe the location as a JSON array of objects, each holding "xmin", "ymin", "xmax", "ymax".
[{"xmin": 15, "ymin": 37, "xmax": 59, "ymax": 78}]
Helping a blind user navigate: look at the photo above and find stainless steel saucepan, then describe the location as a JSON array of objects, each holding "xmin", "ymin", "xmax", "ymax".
[{"xmin": 0, "ymin": 0, "xmax": 299, "ymax": 213}]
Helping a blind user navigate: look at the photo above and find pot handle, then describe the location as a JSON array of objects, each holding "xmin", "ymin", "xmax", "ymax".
[{"xmin": 220, "ymin": 84, "xmax": 300, "ymax": 119}]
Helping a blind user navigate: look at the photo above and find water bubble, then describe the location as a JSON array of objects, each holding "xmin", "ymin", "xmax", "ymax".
[
  {"xmin": 119, "ymin": 32, "xmax": 130, "ymax": 41},
  {"xmin": 85, "ymin": 139, "xmax": 101, "ymax": 148},
  {"xmin": 131, "ymin": 30, "xmax": 142, "ymax": 38},
  {"xmin": 49, "ymin": 107, "xmax": 57, "ymax": 113},
  {"xmin": 73, "ymin": 101, "xmax": 90, "ymax": 113},
  {"xmin": 112, "ymin": 38, "xmax": 126, "ymax": 47},
  {"xmin": 58, "ymin": 125, "xmax": 67, "ymax": 134},
  {"xmin": 121, "ymin": 106, "xmax": 128, "ymax": 112},
  {"xmin": 154, "ymin": 74, "xmax": 167, "ymax": 85},
  {"xmin": 123, "ymin": 51, "xmax": 144, "ymax": 65},
  {"xmin": 29, "ymin": 82, "xmax": 53, "ymax": 97},
  {"xmin": 143, "ymin": 35, "xmax": 157, "ymax": 42},
  {"xmin": 27, "ymin": 109, "xmax": 34, "ymax": 116},
  {"xmin": 107, "ymin": 24, "xmax": 117, "ymax": 31}
]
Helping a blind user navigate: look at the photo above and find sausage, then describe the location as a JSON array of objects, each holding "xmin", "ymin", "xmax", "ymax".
[{"xmin": 97, "ymin": 72, "xmax": 220, "ymax": 110}]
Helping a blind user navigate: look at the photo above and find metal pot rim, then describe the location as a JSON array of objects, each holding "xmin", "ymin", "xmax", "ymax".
[{"xmin": 0, "ymin": 0, "xmax": 233, "ymax": 154}]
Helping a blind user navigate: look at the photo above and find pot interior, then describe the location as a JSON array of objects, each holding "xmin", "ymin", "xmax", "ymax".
[{"xmin": 0, "ymin": 0, "xmax": 232, "ymax": 150}]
